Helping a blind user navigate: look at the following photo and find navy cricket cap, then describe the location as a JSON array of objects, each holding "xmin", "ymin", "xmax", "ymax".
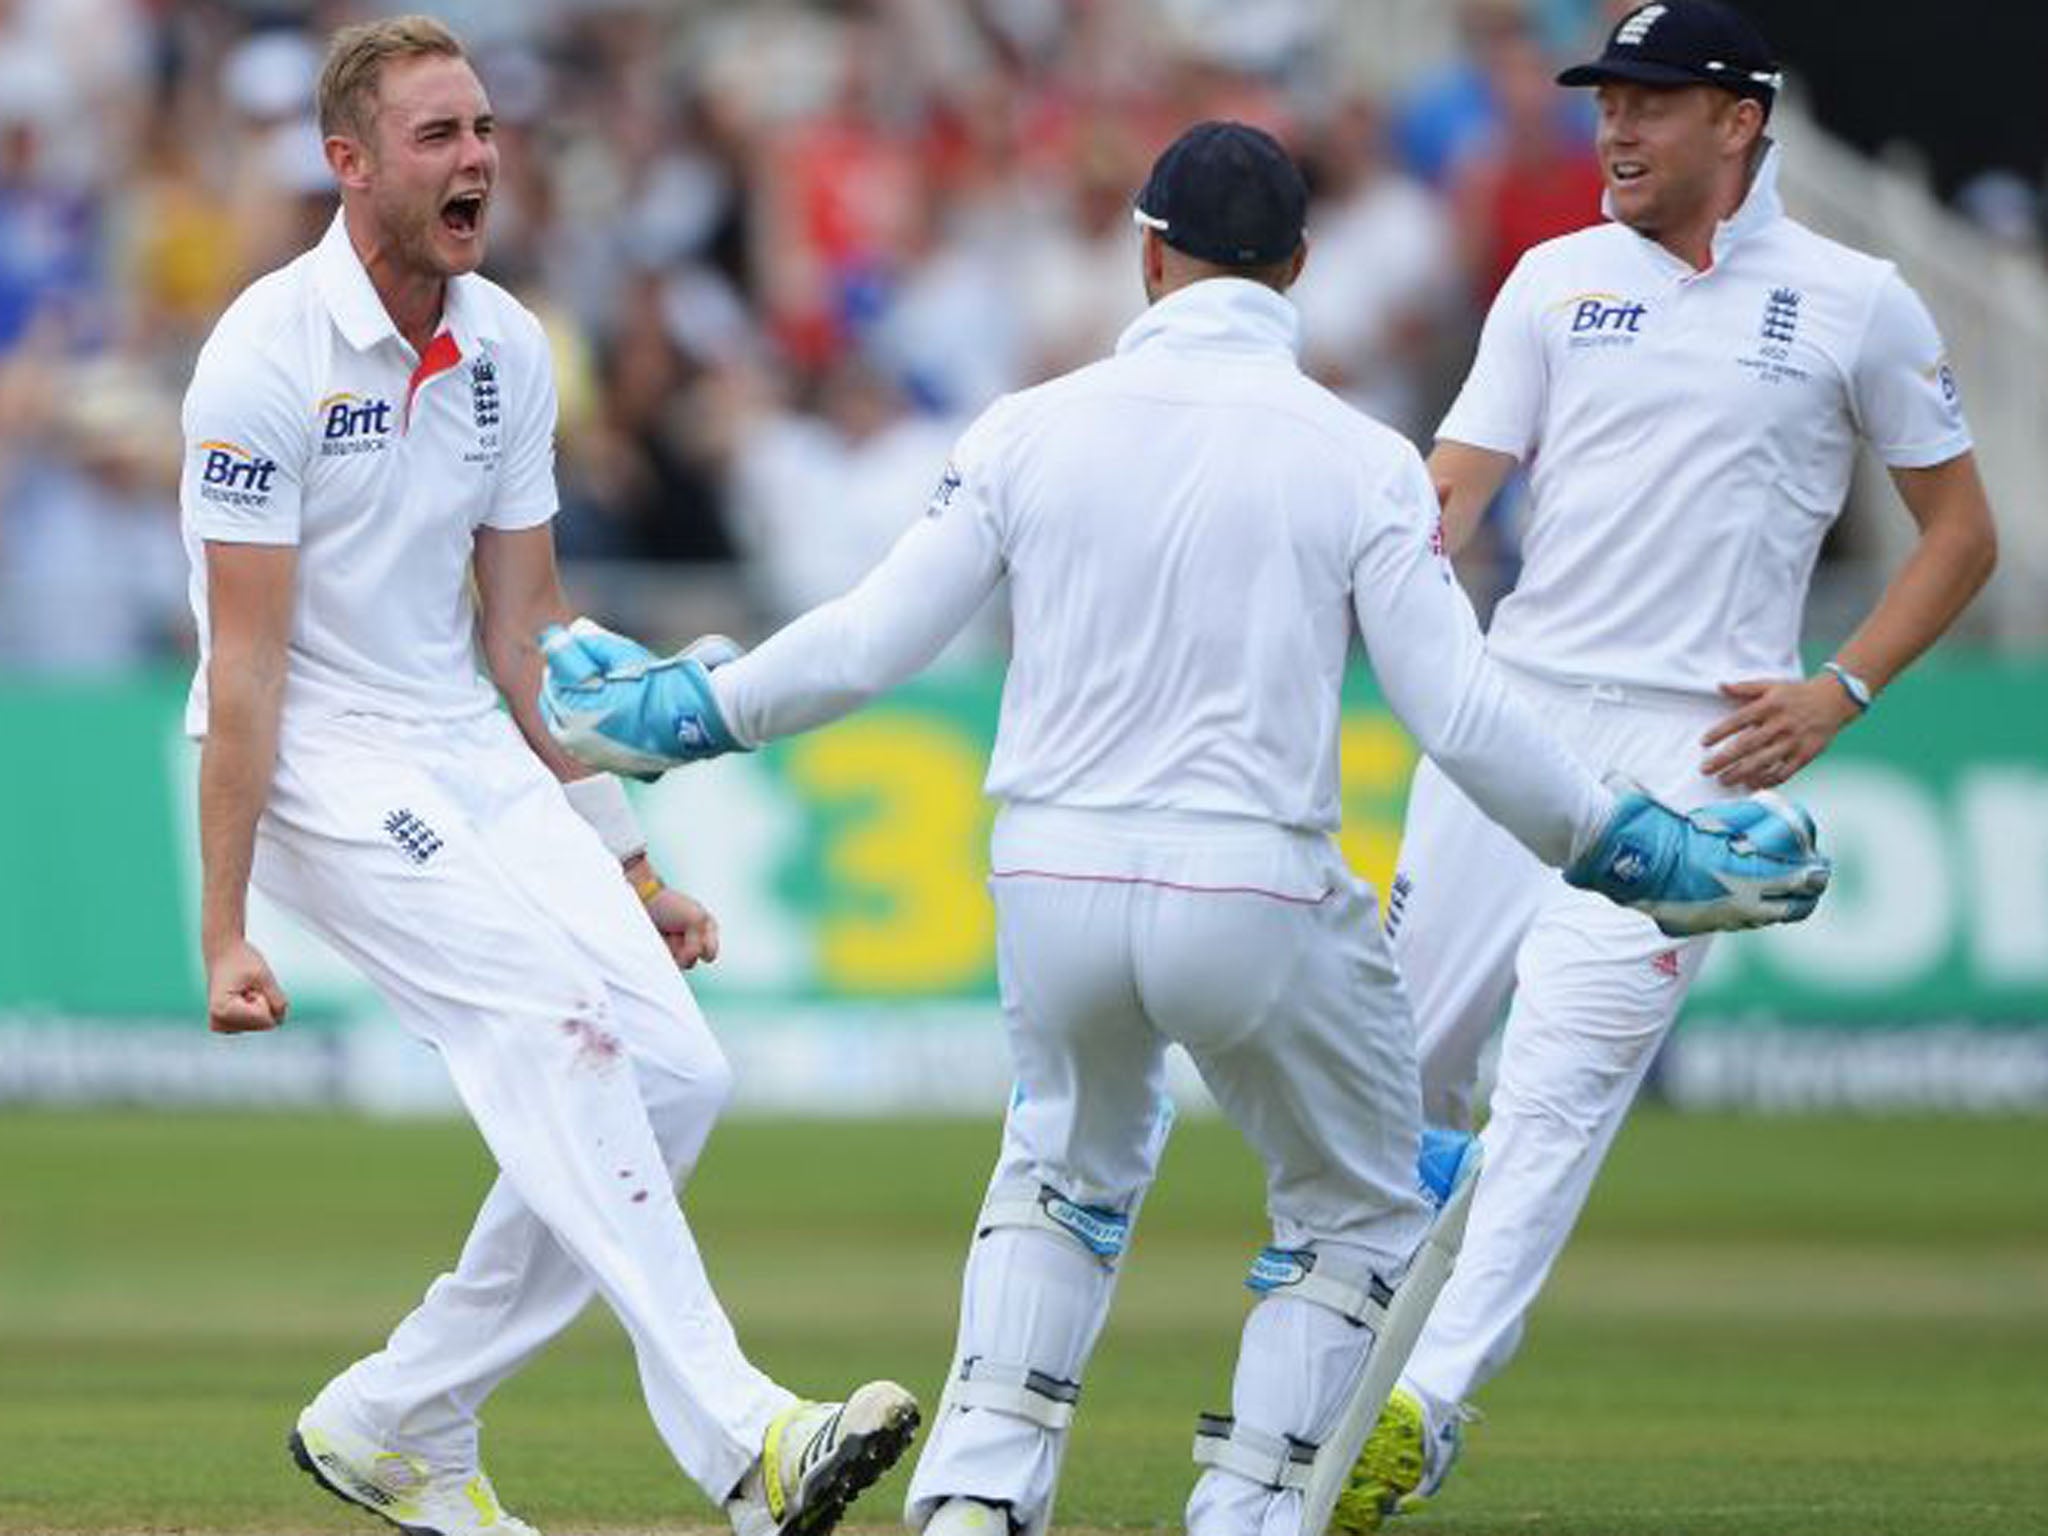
[
  {"xmin": 1558, "ymin": 1, "xmax": 1782, "ymax": 104},
  {"xmin": 1133, "ymin": 120, "xmax": 1307, "ymax": 267}
]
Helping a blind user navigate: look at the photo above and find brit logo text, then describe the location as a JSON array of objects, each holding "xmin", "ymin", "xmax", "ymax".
[
  {"xmin": 196, "ymin": 440, "xmax": 280, "ymax": 507},
  {"xmin": 319, "ymin": 392, "xmax": 393, "ymax": 456}
]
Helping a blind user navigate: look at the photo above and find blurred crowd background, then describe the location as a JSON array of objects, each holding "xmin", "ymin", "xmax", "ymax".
[{"xmin": 0, "ymin": 0, "xmax": 2043, "ymax": 673}]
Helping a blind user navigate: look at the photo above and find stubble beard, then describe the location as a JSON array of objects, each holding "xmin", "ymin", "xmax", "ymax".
[{"xmin": 376, "ymin": 184, "xmax": 469, "ymax": 281}]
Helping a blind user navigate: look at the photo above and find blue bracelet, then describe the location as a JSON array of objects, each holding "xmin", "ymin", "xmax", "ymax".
[{"xmin": 1823, "ymin": 661, "xmax": 1872, "ymax": 712}]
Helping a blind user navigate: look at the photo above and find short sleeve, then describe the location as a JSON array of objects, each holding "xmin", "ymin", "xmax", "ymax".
[
  {"xmin": 483, "ymin": 308, "xmax": 560, "ymax": 531},
  {"xmin": 1850, "ymin": 269, "xmax": 1973, "ymax": 469},
  {"xmin": 180, "ymin": 342, "xmax": 307, "ymax": 546},
  {"xmin": 1436, "ymin": 250, "xmax": 1546, "ymax": 458}
]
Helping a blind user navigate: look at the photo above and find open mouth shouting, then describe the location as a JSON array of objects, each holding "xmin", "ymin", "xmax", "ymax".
[{"xmin": 441, "ymin": 188, "xmax": 488, "ymax": 241}]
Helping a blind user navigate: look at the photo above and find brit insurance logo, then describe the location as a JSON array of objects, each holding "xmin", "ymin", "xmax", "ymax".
[
  {"xmin": 318, "ymin": 391, "xmax": 393, "ymax": 456},
  {"xmin": 195, "ymin": 439, "xmax": 279, "ymax": 507},
  {"xmin": 1555, "ymin": 290, "xmax": 1649, "ymax": 350}
]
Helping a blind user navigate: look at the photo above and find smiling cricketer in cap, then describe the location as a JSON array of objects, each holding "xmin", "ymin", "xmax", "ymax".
[{"xmin": 1559, "ymin": 0, "xmax": 1783, "ymax": 270}]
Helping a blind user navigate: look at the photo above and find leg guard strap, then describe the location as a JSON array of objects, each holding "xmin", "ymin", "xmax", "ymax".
[
  {"xmin": 1294, "ymin": 1132, "xmax": 1486, "ymax": 1536},
  {"xmin": 1247, "ymin": 1246, "xmax": 1395, "ymax": 1331},
  {"xmin": 1191, "ymin": 1413, "xmax": 1316, "ymax": 1492},
  {"xmin": 950, "ymin": 1358, "xmax": 1081, "ymax": 1432},
  {"xmin": 979, "ymin": 1183, "xmax": 1131, "ymax": 1269}
]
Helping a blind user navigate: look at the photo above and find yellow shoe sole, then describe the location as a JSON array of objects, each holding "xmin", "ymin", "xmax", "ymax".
[{"xmin": 1330, "ymin": 1388, "xmax": 1428, "ymax": 1535}]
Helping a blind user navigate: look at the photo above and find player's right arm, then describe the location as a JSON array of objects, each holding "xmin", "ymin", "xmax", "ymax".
[
  {"xmin": 199, "ymin": 543, "xmax": 294, "ymax": 1033},
  {"xmin": 1427, "ymin": 247, "xmax": 1545, "ymax": 553},
  {"xmin": 1425, "ymin": 440, "xmax": 1518, "ymax": 555},
  {"xmin": 181, "ymin": 323, "xmax": 309, "ymax": 1033}
]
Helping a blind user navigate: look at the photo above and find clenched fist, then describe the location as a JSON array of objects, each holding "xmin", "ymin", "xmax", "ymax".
[{"xmin": 207, "ymin": 937, "xmax": 290, "ymax": 1034}]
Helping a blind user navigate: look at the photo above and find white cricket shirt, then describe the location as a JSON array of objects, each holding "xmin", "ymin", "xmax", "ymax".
[
  {"xmin": 1440, "ymin": 146, "xmax": 1971, "ymax": 695},
  {"xmin": 180, "ymin": 212, "xmax": 559, "ymax": 735},
  {"xmin": 714, "ymin": 278, "xmax": 1611, "ymax": 866}
]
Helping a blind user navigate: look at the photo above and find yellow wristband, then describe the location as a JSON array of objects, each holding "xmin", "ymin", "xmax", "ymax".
[{"xmin": 631, "ymin": 871, "xmax": 665, "ymax": 903}]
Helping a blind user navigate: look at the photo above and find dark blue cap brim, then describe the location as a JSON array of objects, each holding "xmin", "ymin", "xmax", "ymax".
[{"xmin": 1558, "ymin": 57, "xmax": 1772, "ymax": 92}]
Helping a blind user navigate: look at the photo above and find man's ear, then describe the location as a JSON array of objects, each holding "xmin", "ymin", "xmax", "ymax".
[
  {"xmin": 1723, "ymin": 96, "xmax": 1766, "ymax": 158},
  {"xmin": 325, "ymin": 132, "xmax": 373, "ymax": 192}
]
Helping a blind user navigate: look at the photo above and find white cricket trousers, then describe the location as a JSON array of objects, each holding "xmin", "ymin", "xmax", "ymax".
[
  {"xmin": 907, "ymin": 804, "xmax": 1432, "ymax": 1536},
  {"xmin": 1392, "ymin": 665, "xmax": 1724, "ymax": 1416},
  {"xmin": 248, "ymin": 708, "xmax": 792, "ymax": 1498}
]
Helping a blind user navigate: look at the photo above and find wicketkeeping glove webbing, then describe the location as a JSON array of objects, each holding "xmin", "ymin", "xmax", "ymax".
[{"xmin": 1564, "ymin": 778, "xmax": 1831, "ymax": 937}]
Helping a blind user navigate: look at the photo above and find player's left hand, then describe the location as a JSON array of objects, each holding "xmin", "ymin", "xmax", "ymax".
[
  {"xmin": 1701, "ymin": 675, "xmax": 1859, "ymax": 789},
  {"xmin": 636, "ymin": 873, "xmax": 721, "ymax": 969}
]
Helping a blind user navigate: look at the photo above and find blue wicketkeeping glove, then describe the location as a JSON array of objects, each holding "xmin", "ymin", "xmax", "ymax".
[
  {"xmin": 538, "ymin": 618, "xmax": 747, "ymax": 780},
  {"xmin": 1564, "ymin": 778, "xmax": 1831, "ymax": 937},
  {"xmin": 1416, "ymin": 1126, "xmax": 1480, "ymax": 1211}
]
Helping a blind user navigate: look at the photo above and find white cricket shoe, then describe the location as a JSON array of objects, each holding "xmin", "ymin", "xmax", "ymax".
[
  {"xmin": 727, "ymin": 1380, "xmax": 922, "ymax": 1536},
  {"xmin": 923, "ymin": 1496, "xmax": 1012, "ymax": 1536},
  {"xmin": 290, "ymin": 1397, "xmax": 539, "ymax": 1536}
]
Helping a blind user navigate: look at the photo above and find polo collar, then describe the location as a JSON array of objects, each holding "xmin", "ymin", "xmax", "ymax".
[
  {"xmin": 1710, "ymin": 140, "xmax": 1784, "ymax": 260},
  {"xmin": 1116, "ymin": 277, "xmax": 1301, "ymax": 360},
  {"xmin": 313, "ymin": 209, "xmax": 501, "ymax": 358},
  {"xmin": 1604, "ymin": 140, "xmax": 1785, "ymax": 273}
]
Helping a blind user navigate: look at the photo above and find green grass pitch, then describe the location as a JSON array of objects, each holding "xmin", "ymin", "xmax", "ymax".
[{"xmin": 1, "ymin": 1109, "xmax": 2044, "ymax": 1534}]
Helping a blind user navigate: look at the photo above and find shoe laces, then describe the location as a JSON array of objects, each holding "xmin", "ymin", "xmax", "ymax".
[
  {"xmin": 369, "ymin": 1450, "xmax": 431, "ymax": 1496},
  {"xmin": 791, "ymin": 1403, "xmax": 845, "ymax": 1481}
]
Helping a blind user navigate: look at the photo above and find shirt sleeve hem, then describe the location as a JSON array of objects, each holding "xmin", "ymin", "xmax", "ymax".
[
  {"xmin": 1875, "ymin": 431, "xmax": 1973, "ymax": 470},
  {"xmin": 1433, "ymin": 419, "xmax": 1528, "ymax": 457},
  {"xmin": 189, "ymin": 521, "xmax": 301, "ymax": 546},
  {"xmin": 480, "ymin": 498, "xmax": 558, "ymax": 532}
]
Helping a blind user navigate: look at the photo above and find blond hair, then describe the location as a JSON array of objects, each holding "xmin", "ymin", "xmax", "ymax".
[{"xmin": 317, "ymin": 14, "xmax": 467, "ymax": 143}]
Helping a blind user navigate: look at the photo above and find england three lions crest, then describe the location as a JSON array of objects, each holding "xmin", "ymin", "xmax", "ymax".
[
  {"xmin": 470, "ymin": 356, "xmax": 500, "ymax": 430},
  {"xmin": 1760, "ymin": 287, "xmax": 1801, "ymax": 347},
  {"xmin": 1738, "ymin": 285, "xmax": 1809, "ymax": 384}
]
